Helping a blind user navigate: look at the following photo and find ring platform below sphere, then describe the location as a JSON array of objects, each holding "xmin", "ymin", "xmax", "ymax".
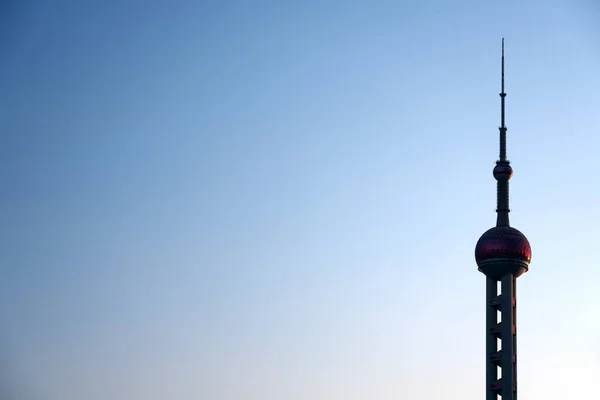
[{"xmin": 475, "ymin": 225, "xmax": 531, "ymax": 280}]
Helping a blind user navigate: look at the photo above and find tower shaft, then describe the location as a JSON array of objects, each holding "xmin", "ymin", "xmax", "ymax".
[
  {"xmin": 486, "ymin": 274, "xmax": 517, "ymax": 400},
  {"xmin": 485, "ymin": 278, "xmax": 498, "ymax": 400},
  {"xmin": 496, "ymin": 178, "xmax": 510, "ymax": 226}
]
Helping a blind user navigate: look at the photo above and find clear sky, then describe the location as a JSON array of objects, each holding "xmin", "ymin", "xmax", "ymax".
[{"xmin": 1, "ymin": 1, "xmax": 599, "ymax": 399}]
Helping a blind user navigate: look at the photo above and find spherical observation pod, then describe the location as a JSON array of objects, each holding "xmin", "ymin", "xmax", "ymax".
[
  {"xmin": 493, "ymin": 163, "xmax": 513, "ymax": 181},
  {"xmin": 475, "ymin": 225, "xmax": 531, "ymax": 280}
]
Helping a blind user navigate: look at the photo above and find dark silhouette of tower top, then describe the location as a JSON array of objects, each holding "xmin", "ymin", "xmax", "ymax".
[
  {"xmin": 475, "ymin": 38, "xmax": 531, "ymax": 281},
  {"xmin": 474, "ymin": 39, "xmax": 532, "ymax": 400}
]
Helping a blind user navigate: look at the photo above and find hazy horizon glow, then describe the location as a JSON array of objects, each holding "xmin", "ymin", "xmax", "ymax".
[{"xmin": 2, "ymin": 1, "xmax": 600, "ymax": 399}]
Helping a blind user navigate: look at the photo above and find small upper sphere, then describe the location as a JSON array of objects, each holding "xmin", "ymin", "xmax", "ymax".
[
  {"xmin": 475, "ymin": 225, "xmax": 531, "ymax": 279},
  {"xmin": 493, "ymin": 163, "xmax": 513, "ymax": 181}
]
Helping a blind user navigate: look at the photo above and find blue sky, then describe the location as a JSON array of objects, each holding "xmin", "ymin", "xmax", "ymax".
[{"xmin": 1, "ymin": 1, "xmax": 599, "ymax": 399}]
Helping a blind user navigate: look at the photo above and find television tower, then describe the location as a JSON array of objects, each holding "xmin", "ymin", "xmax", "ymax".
[{"xmin": 474, "ymin": 39, "xmax": 532, "ymax": 400}]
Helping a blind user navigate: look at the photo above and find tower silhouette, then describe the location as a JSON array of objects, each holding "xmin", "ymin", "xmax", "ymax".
[{"xmin": 474, "ymin": 39, "xmax": 532, "ymax": 400}]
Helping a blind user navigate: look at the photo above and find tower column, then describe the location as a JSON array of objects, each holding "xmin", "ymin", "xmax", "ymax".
[
  {"xmin": 486, "ymin": 277, "xmax": 499, "ymax": 400},
  {"xmin": 513, "ymin": 276, "xmax": 518, "ymax": 400},
  {"xmin": 501, "ymin": 273, "xmax": 516, "ymax": 400},
  {"xmin": 496, "ymin": 174, "xmax": 510, "ymax": 226}
]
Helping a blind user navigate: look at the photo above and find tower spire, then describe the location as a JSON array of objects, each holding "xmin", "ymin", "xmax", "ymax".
[
  {"xmin": 500, "ymin": 38, "xmax": 506, "ymax": 161},
  {"xmin": 494, "ymin": 38, "xmax": 512, "ymax": 227}
]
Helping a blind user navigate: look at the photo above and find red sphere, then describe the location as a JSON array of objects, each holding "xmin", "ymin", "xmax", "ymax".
[
  {"xmin": 493, "ymin": 163, "xmax": 513, "ymax": 180},
  {"xmin": 475, "ymin": 226, "xmax": 531, "ymax": 279}
]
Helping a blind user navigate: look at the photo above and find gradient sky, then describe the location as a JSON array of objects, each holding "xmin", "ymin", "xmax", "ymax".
[{"xmin": 2, "ymin": 1, "xmax": 600, "ymax": 399}]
